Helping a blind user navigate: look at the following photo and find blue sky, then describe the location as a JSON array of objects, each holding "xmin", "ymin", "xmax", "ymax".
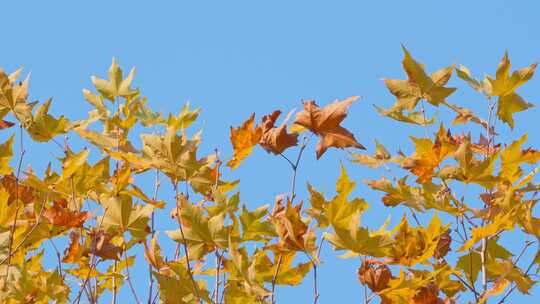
[{"xmin": 1, "ymin": 0, "xmax": 540, "ymax": 303}]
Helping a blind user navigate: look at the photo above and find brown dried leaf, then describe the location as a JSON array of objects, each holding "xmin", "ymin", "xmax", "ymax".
[
  {"xmin": 0, "ymin": 120, "xmax": 14, "ymax": 129},
  {"xmin": 413, "ymin": 283, "xmax": 442, "ymax": 304},
  {"xmin": 259, "ymin": 110, "xmax": 298, "ymax": 154},
  {"xmin": 86, "ymin": 230, "xmax": 122, "ymax": 260},
  {"xmin": 434, "ymin": 229, "xmax": 452, "ymax": 259},
  {"xmin": 269, "ymin": 195, "xmax": 316, "ymax": 255},
  {"xmin": 1, "ymin": 174, "xmax": 36, "ymax": 205},
  {"xmin": 357, "ymin": 259, "xmax": 392, "ymax": 292},
  {"xmin": 43, "ymin": 199, "xmax": 90, "ymax": 228},
  {"xmin": 63, "ymin": 231, "xmax": 82, "ymax": 263},
  {"xmin": 294, "ymin": 96, "xmax": 365, "ymax": 159}
]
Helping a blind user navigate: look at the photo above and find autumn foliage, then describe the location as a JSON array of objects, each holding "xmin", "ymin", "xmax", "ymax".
[{"xmin": 0, "ymin": 48, "xmax": 539, "ymax": 304}]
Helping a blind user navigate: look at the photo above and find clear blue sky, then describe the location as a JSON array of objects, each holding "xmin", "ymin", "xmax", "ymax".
[{"xmin": 1, "ymin": 0, "xmax": 540, "ymax": 303}]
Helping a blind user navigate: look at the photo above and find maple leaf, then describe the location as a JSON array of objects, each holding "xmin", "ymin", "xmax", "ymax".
[
  {"xmin": 0, "ymin": 68, "xmax": 35, "ymax": 126},
  {"xmin": 458, "ymin": 208, "xmax": 516, "ymax": 252},
  {"xmin": 485, "ymin": 52, "xmax": 537, "ymax": 128},
  {"xmin": 434, "ymin": 229, "xmax": 451, "ymax": 259},
  {"xmin": 456, "ymin": 238, "xmax": 512, "ymax": 286},
  {"xmin": 239, "ymin": 204, "xmax": 276, "ymax": 242},
  {"xmin": 324, "ymin": 215, "xmax": 393, "ymax": 258},
  {"xmin": 365, "ymin": 176, "xmax": 426, "ymax": 211},
  {"xmin": 62, "ymin": 231, "xmax": 82, "ymax": 263},
  {"xmin": 0, "ymin": 134, "xmax": 15, "ymax": 175},
  {"xmin": 378, "ymin": 269, "xmax": 437, "ymax": 304},
  {"xmin": 26, "ymin": 98, "xmax": 69, "ymax": 142},
  {"xmin": 268, "ymin": 195, "xmax": 317, "ymax": 256},
  {"xmin": 43, "ymin": 199, "xmax": 91, "ymax": 228},
  {"xmin": 1, "ymin": 174, "xmax": 37, "ymax": 205},
  {"xmin": 378, "ymin": 47, "xmax": 455, "ymax": 128},
  {"xmin": 224, "ymin": 240, "xmax": 271, "ymax": 300},
  {"xmin": 400, "ymin": 46, "xmax": 456, "ymax": 107},
  {"xmin": 306, "ymin": 165, "xmax": 369, "ymax": 228},
  {"xmin": 259, "ymin": 110, "xmax": 298, "ymax": 155},
  {"xmin": 443, "ymin": 101, "xmax": 492, "ymax": 132},
  {"xmin": 413, "ymin": 282, "xmax": 442, "ymax": 304},
  {"xmin": 374, "ymin": 105, "xmax": 436, "ymax": 126},
  {"xmin": 100, "ymin": 194, "xmax": 154, "ymax": 239},
  {"xmin": 141, "ymin": 127, "xmax": 213, "ymax": 185},
  {"xmin": 254, "ymin": 250, "xmax": 311, "ymax": 286},
  {"xmin": 91, "ymin": 58, "xmax": 138, "ymax": 101},
  {"xmin": 227, "ymin": 113, "xmax": 263, "ymax": 169},
  {"xmin": 154, "ymin": 261, "xmax": 212, "ymax": 304},
  {"xmin": 486, "ymin": 259, "xmax": 534, "ymax": 294},
  {"xmin": 144, "ymin": 234, "xmax": 167, "ymax": 271},
  {"xmin": 166, "ymin": 102, "xmax": 201, "ymax": 131},
  {"xmin": 351, "ymin": 140, "xmax": 400, "ymax": 168},
  {"xmin": 479, "ymin": 279, "xmax": 510, "ymax": 303},
  {"xmin": 455, "ymin": 64, "xmax": 488, "ymax": 93},
  {"xmin": 500, "ymin": 134, "xmax": 540, "ymax": 183},
  {"xmin": 166, "ymin": 197, "xmax": 229, "ymax": 259},
  {"xmin": 294, "ymin": 96, "xmax": 365, "ymax": 159},
  {"xmin": 386, "ymin": 215, "xmax": 447, "ymax": 266},
  {"xmin": 402, "ymin": 125, "xmax": 458, "ymax": 183}
]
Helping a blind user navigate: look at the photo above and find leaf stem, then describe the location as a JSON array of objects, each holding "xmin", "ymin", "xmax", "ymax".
[{"xmin": 290, "ymin": 136, "xmax": 309, "ymax": 202}]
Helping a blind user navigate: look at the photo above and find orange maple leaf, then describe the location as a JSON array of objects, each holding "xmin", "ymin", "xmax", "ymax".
[
  {"xmin": 227, "ymin": 113, "xmax": 263, "ymax": 169},
  {"xmin": 43, "ymin": 199, "xmax": 91, "ymax": 228}
]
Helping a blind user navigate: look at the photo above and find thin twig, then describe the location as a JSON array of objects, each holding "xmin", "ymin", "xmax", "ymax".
[
  {"xmin": 0, "ymin": 193, "xmax": 47, "ymax": 265},
  {"xmin": 148, "ymin": 169, "xmax": 160, "ymax": 304},
  {"xmin": 480, "ymin": 97, "xmax": 496, "ymax": 298},
  {"xmin": 73, "ymin": 208, "xmax": 108, "ymax": 304},
  {"xmin": 112, "ymin": 261, "xmax": 118, "ymax": 304},
  {"xmin": 173, "ymin": 181, "xmax": 202, "ymax": 303},
  {"xmin": 213, "ymin": 249, "xmax": 222, "ymax": 304},
  {"xmin": 48, "ymin": 238, "xmax": 64, "ymax": 280},
  {"xmin": 270, "ymin": 254, "xmax": 283, "ymax": 304},
  {"xmin": 123, "ymin": 245, "xmax": 142, "ymax": 304},
  {"xmin": 362, "ymin": 257, "xmax": 368, "ymax": 304},
  {"xmin": 452, "ymin": 273, "xmax": 480, "ymax": 298},
  {"xmin": 4, "ymin": 125, "xmax": 26, "ymax": 282},
  {"xmin": 313, "ymin": 262, "xmax": 319, "ymax": 304},
  {"xmin": 419, "ymin": 100, "xmax": 430, "ymax": 138}
]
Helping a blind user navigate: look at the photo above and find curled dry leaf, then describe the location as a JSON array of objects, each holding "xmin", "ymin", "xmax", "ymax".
[
  {"xmin": 294, "ymin": 96, "xmax": 365, "ymax": 159},
  {"xmin": 402, "ymin": 126, "xmax": 458, "ymax": 183},
  {"xmin": 144, "ymin": 234, "xmax": 167, "ymax": 271},
  {"xmin": 227, "ymin": 113, "xmax": 263, "ymax": 169},
  {"xmin": 44, "ymin": 199, "xmax": 91, "ymax": 228},
  {"xmin": 0, "ymin": 120, "xmax": 14, "ymax": 129},
  {"xmin": 413, "ymin": 282, "xmax": 443, "ymax": 304},
  {"xmin": 259, "ymin": 110, "xmax": 298, "ymax": 155},
  {"xmin": 63, "ymin": 231, "xmax": 82, "ymax": 263},
  {"xmin": 357, "ymin": 259, "xmax": 392, "ymax": 292},
  {"xmin": 86, "ymin": 230, "xmax": 122, "ymax": 260},
  {"xmin": 269, "ymin": 194, "xmax": 316, "ymax": 255},
  {"xmin": 434, "ymin": 229, "xmax": 452, "ymax": 259}
]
